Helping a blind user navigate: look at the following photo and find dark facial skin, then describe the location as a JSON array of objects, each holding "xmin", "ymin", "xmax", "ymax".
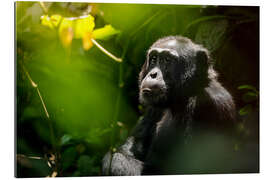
[
  {"xmin": 139, "ymin": 38, "xmax": 204, "ymax": 107},
  {"xmin": 139, "ymin": 45, "xmax": 180, "ymax": 106}
]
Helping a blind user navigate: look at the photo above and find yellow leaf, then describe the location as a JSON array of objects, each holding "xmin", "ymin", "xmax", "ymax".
[
  {"xmin": 58, "ymin": 18, "xmax": 74, "ymax": 48},
  {"xmin": 74, "ymin": 15, "xmax": 95, "ymax": 39},
  {"xmin": 82, "ymin": 32, "xmax": 93, "ymax": 50},
  {"xmin": 60, "ymin": 27, "xmax": 74, "ymax": 48},
  {"xmin": 50, "ymin": 14, "xmax": 62, "ymax": 27},
  {"xmin": 59, "ymin": 18, "xmax": 73, "ymax": 36},
  {"xmin": 93, "ymin": 25, "xmax": 120, "ymax": 40},
  {"xmin": 40, "ymin": 15, "xmax": 54, "ymax": 29}
]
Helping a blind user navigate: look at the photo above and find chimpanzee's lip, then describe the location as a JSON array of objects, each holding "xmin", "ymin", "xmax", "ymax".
[{"xmin": 141, "ymin": 88, "xmax": 152, "ymax": 95}]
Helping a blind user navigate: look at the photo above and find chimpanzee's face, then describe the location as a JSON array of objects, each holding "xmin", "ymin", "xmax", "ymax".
[
  {"xmin": 139, "ymin": 38, "xmax": 208, "ymax": 106},
  {"xmin": 139, "ymin": 39, "xmax": 183, "ymax": 106}
]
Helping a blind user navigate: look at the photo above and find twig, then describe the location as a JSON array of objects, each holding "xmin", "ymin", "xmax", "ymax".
[
  {"xmin": 23, "ymin": 65, "xmax": 50, "ymax": 118},
  {"xmin": 91, "ymin": 39, "xmax": 122, "ymax": 63},
  {"xmin": 22, "ymin": 65, "xmax": 57, "ymax": 162},
  {"xmin": 38, "ymin": 1, "xmax": 48, "ymax": 14}
]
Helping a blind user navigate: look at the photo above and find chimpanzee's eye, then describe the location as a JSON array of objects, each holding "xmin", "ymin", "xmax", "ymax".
[
  {"xmin": 150, "ymin": 55, "xmax": 157, "ymax": 66},
  {"xmin": 164, "ymin": 57, "xmax": 170, "ymax": 63}
]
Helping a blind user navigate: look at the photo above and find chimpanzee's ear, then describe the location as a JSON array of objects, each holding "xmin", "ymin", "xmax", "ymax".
[
  {"xmin": 196, "ymin": 50, "xmax": 209, "ymax": 66},
  {"xmin": 196, "ymin": 49, "xmax": 210, "ymax": 72}
]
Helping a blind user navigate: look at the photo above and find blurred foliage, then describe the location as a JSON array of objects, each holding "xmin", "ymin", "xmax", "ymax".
[
  {"xmin": 16, "ymin": 2, "xmax": 259, "ymax": 177},
  {"xmin": 238, "ymin": 85, "xmax": 259, "ymax": 116}
]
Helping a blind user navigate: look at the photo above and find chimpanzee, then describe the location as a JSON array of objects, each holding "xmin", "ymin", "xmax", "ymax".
[{"xmin": 102, "ymin": 36, "xmax": 236, "ymax": 175}]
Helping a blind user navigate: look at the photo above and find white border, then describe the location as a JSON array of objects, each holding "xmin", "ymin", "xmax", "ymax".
[
  {"xmin": 1, "ymin": 0, "xmax": 269, "ymax": 180},
  {"xmin": 15, "ymin": 0, "xmax": 261, "ymax": 6}
]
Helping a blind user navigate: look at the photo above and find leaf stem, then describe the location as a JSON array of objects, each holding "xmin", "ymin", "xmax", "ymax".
[{"xmin": 91, "ymin": 39, "xmax": 122, "ymax": 63}]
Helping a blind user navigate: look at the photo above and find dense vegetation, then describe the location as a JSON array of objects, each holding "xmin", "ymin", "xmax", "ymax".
[{"xmin": 16, "ymin": 2, "xmax": 259, "ymax": 177}]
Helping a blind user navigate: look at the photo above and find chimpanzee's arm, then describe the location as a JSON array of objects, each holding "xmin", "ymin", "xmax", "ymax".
[
  {"xmin": 102, "ymin": 108, "xmax": 159, "ymax": 176},
  {"xmin": 102, "ymin": 136, "xmax": 144, "ymax": 175}
]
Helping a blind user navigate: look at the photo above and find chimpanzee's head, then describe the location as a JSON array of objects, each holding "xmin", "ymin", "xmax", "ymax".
[{"xmin": 139, "ymin": 36, "xmax": 212, "ymax": 106}]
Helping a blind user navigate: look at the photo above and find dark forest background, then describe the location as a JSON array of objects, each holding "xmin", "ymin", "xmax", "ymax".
[{"xmin": 16, "ymin": 2, "xmax": 259, "ymax": 177}]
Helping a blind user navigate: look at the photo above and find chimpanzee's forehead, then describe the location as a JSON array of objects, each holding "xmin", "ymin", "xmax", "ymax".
[
  {"xmin": 150, "ymin": 39, "xmax": 193, "ymax": 57},
  {"xmin": 154, "ymin": 39, "xmax": 180, "ymax": 49},
  {"xmin": 149, "ymin": 48, "xmax": 179, "ymax": 57}
]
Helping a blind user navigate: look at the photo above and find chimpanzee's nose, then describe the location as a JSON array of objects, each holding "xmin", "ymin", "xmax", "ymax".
[{"xmin": 150, "ymin": 72, "xmax": 157, "ymax": 79}]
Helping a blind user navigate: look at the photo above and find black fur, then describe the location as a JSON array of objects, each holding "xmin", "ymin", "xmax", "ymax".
[{"xmin": 102, "ymin": 36, "xmax": 236, "ymax": 175}]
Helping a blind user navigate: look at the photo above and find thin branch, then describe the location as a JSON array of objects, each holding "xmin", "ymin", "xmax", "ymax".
[
  {"xmin": 91, "ymin": 39, "xmax": 122, "ymax": 63},
  {"xmin": 23, "ymin": 65, "xmax": 50, "ymax": 118},
  {"xmin": 36, "ymin": 88, "xmax": 50, "ymax": 118},
  {"xmin": 22, "ymin": 65, "xmax": 58, "ymax": 170},
  {"xmin": 39, "ymin": 1, "xmax": 48, "ymax": 14}
]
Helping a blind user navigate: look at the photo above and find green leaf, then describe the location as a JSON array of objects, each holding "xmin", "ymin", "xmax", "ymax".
[
  {"xmin": 120, "ymin": 128, "xmax": 128, "ymax": 141},
  {"xmin": 239, "ymin": 104, "xmax": 252, "ymax": 116},
  {"xmin": 60, "ymin": 134, "xmax": 72, "ymax": 146},
  {"xmin": 22, "ymin": 106, "xmax": 40, "ymax": 120},
  {"xmin": 184, "ymin": 15, "xmax": 228, "ymax": 34},
  {"xmin": 194, "ymin": 19, "xmax": 228, "ymax": 52},
  {"xmin": 77, "ymin": 155, "xmax": 97, "ymax": 175},
  {"xmin": 61, "ymin": 147, "xmax": 77, "ymax": 171},
  {"xmin": 242, "ymin": 92, "xmax": 258, "ymax": 103},
  {"xmin": 238, "ymin": 85, "xmax": 258, "ymax": 94},
  {"xmin": 93, "ymin": 25, "xmax": 120, "ymax": 40},
  {"xmin": 85, "ymin": 128, "xmax": 111, "ymax": 145}
]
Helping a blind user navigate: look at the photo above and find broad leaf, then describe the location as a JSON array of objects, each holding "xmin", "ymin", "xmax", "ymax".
[
  {"xmin": 242, "ymin": 92, "xmax": 258, "ymax": 103},
  {"xmin": 82, "ymin": 32, "xmax": 93, "ymax": 50},
  {"xmin": 93, "ymin": 25, "xmax": 120, "ymax": 40},
  {"xmin": 40, "ymin": 15, "xmax": 54, "ymax": 29},
  {"xmin": 239, "ymin": 104, "xmax": 252, "ymax": 116},
  {"xmin": 60, "ymin": 134, "xmax": 72, "ymax": 146},
  {"xmin": 74, "ymin": 15, "xmax": 95, "ymax": 39},
  {"xmin": 238, "ymin": 85, "xmax": 258, "ymax": 94},
  {"xmin": 50, "ymin": 14, "xmax": 62, "ymax": 27}
]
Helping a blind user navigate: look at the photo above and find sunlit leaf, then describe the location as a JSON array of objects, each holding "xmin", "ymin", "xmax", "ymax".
[
  {"xmin": 58, "ymin": 17, "xmax": 73, "ymax": 34},
  {"xmin": 117, "ymin": 121, "xmax": 124, "ymax": 127},
  {"xmin": 59, "ymin": 27, "xmax": 74, "ymax": 48},
  {"xmin": 239, "ymin": 104, "xmax": 252, "ymax": 116},
  {"xmin": 50, "ymin": 14, "xmax": 62, "ymax": 27},
  {"xmin": 74, "ymin": 15, "xmax": 95, "ymax": 39},
  {"xmin": 40, "ymin": 15, "xmax": 54, "ymax": 29},
  {"xmin": 82, "ymin": 32, "xmax": 93, "ymax": 50},
  {"xmin": 238, "ymin": 85, "xmax": 258, "ymax": 94},
  {"xmin": 60, "ymin": 134, "xmax": 72, "ymax": 146},
  {"xmin": 93, "ymin": 25, "xmax": 120, "ymax": 40}
]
